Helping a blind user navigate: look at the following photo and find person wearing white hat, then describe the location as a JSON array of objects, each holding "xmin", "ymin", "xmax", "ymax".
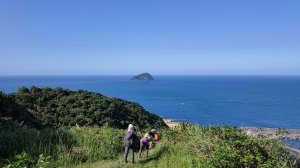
[{"xmin": 124, "ymin": 124, "xmax": 137, "ymax": 163}]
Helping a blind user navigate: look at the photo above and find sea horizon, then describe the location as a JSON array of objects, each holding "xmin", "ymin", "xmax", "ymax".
[
  {"xmin": 1, "ymin": 74, "xmax": 300, "ymax": 77},
  {"xmin": 1, "ymin": 75, "xmax": 300, "ymax": 129}
]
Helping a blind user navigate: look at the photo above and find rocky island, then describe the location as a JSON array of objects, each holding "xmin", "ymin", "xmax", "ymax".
[{"xmin": 131, "ymin": 73, "xmax": 154, "ymax": 81}]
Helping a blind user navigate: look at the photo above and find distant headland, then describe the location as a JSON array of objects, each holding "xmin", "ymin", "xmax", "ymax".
[{"xmin": 131, "ymin": 73, "xmax": 154, "ymax": 81}]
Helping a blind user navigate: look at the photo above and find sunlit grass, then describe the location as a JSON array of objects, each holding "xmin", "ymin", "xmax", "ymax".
[{"xmin": 0, "ymin": 123, "xmax": 296, "ymax": 167}]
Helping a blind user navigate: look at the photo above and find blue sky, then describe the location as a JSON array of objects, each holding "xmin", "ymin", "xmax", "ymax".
[{"xmin": 0, "ymin": 0, "xmax": 299, "ymax": 75}]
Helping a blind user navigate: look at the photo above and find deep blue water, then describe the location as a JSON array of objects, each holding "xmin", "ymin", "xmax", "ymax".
[
  {"xmin": 0, "ymin": 76, "xmax": 300, "ymax": 129},
  {"xmin": 282, "ymin": 139, "xmax": 300, "ymax": 150}
]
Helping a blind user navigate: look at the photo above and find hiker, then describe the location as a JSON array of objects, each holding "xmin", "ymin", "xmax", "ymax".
[
  {"xmin": 124, "ymin": 124, "xmax": 137, "ymax": 163},
  {"xmin": 153, "ymin": 130, "xmax": 159, "ymax": 141},
  {"xmin": 149, "ymin": 129, "xmax": 159, "ymax": 148},
  {"xmin": 139, "ymin": 129, "xmax": 156, "ymax": 158}
]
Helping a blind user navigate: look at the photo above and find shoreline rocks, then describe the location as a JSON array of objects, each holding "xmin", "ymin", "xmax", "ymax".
[{"xmin": 240, "ymin": 127, "xmax": 300, "ymax": 140}]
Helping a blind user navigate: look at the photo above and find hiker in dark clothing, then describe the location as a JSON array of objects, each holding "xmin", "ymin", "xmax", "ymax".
[{"xmin": 124, "ymin": 124, "xmax": 137, "ymax": 163}]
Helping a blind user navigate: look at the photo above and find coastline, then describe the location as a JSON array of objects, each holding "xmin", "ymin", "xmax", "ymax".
[
  {"xmin": 163, "ymin": 119, "xmax": 179, "ymax": 128},
  {"xmin": 241, "ymin": 127, "xmax": 300, "ymax": 159},
  {"xmin": 240, "ymin": 127, "xmax": 300, "ymax": 140},
  {"xmin": 163, "ymin": 119, "xmax": 300, "ymax": 140},
  {"xmin": 163, "ymin": 119, "xmax": 300, "ymax": 158}
]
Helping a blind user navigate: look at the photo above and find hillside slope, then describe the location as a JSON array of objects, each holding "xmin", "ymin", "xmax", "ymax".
[{"xmin": 2, "ymin": 86, "xmax": 166, "ymax": 129}]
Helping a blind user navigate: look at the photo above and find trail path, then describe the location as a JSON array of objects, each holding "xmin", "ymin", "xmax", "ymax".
[{"xmin": 74, "ymin": 143, "xmax": 167, "ymax": 168}]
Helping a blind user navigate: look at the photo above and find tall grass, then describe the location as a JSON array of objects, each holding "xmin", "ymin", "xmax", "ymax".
[
  {"xmin": 74, "ymin": 124, "xmax": 298, "ymax": 168},
  {"xmin": 61, "ymin": 126, "xmax": 124, "ymax": 164},
  {"xmin": 0, "ymin": 127, "xmax": 74, "ymax": 167},
  {"xmin": 1, "ymin": 122, "xmax": 298, "ymax": 167},
  {"xmin": 159, "ymin": 123, "xmax": 296, "ymax": 168},
  {"xmin": 0, "ymin": 124, "xmax": 125, "ymax": 167}
]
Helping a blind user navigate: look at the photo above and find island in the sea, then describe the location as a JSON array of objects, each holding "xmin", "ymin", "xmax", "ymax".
[{"xmin": 131, "ymin": 73, "xmax": 154, "ymax": 81}]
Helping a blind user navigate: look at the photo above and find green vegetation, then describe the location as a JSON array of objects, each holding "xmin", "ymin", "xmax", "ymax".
[
  {"xmin": 73, "ymin": 124, "xmax": 298, "ymax": 168},
  {"xmin": 2, "ymin": 86, "xmax": 166, "ymax": 129},
  {"xmin": 0, "ymin": 92, "xmax": 41, "ymax": 128},
  {"xmin": 0, "ymin": 86, "xmax": 298, "ymax": 167},
  {"xmin": 0, "ymin": 123, "xmax": 125, "ymax": 167},
  {"xmin": 276, "ymin": 128, "xmax": 289, "ymax": 136},
  {"xmin": 1, "ymin": 123, "xmax": 296, "ymax": 167}
]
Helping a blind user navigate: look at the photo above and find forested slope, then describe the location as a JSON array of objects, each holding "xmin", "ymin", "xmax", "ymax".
[{"xmin": 1, "ymin": 86, "xmax": 167, "ymax": 129}]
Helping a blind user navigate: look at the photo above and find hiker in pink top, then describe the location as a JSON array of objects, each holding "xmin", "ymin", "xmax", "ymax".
[{"xmin": 139, "ymin": 129, "xmax": 156, "ymax": 158}]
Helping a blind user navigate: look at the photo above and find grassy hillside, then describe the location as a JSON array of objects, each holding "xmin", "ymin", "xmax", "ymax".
[
  {"xmin": 0, "ymin": 123, "xmax": 297, "ymax": 168},
  {"xmin": 78, "ymin": 124, "xmax": 297, "ymax": 168}
]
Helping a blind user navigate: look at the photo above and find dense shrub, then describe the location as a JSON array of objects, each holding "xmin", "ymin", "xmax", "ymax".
[
  {"xmin": 0, "ymin": 92, "xmax": 41, "ymax": 128},
  {"xmin": 159, "ymin": 124, "xmax": 295, "ymax": 168},
  {"xmin": 1, "ymin": 87, "xmax": 167, "ymax": 129}
]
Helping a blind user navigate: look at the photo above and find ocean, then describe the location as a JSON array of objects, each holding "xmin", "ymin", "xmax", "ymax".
[{"xmin": 0, "ymin": 75, "xmax": 300, "ymax": 129}]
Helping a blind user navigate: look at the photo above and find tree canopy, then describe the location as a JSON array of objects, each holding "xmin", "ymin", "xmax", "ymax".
[{"xmin": 1, "ymin": 86, "xmax": 167, "ymax": 129}]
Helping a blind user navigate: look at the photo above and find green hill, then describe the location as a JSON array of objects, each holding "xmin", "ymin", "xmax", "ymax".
[
  {"xmin": 0, "ymin": 92, "xmax": 41, "ymax": 128},
  {"xmin": 3, "ymin": 86, "xmax": 166, "ymax": 129}
]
